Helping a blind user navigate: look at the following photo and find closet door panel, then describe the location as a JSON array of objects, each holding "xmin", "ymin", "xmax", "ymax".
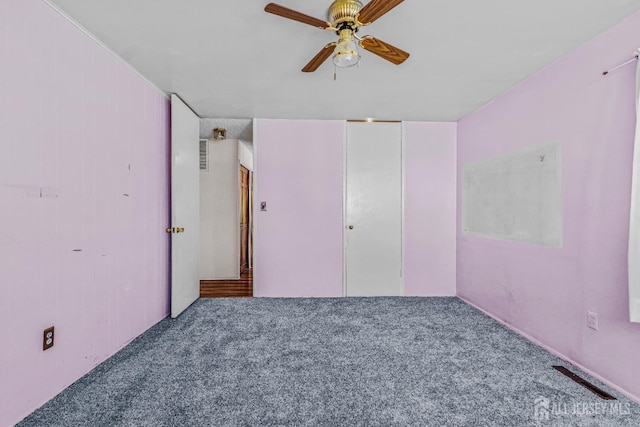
[{"xmin": 345, "ymin": 122, "xmax": 403, "ymax": 297}]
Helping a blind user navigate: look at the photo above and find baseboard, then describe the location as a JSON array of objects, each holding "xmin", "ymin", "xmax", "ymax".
[{"xmin": 457, "ymin": 295, "xmax": 640, "ymax": 405}]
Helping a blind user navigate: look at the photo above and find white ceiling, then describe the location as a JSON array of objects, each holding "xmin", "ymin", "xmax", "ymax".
[{"xmin": 48, "ymin": 0, "xmax": 640, "ymax": 121}]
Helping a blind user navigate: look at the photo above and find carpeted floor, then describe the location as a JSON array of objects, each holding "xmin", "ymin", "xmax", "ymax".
[{"xmin": 19, "ymin": 298, "xmax": 640, "ymax": 426}]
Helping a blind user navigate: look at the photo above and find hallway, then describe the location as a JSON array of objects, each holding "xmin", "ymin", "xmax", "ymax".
[{"xmin": 200, "ymin": 269, "xmax": 253, "ymax": 298}]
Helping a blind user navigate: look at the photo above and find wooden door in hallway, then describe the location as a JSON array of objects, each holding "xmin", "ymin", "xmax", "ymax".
[{"xmin": 240, "ymin": 165, "xmax": 250, "ymax": 271}]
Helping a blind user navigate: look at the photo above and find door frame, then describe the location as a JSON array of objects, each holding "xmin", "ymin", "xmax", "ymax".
[
  {"xmin": 342, "ymin": 120, "xmax": 405, "ymax": 297},
  {"xmin": 251, "ymin": 119, "xmax": 259, "ymax": 295}
]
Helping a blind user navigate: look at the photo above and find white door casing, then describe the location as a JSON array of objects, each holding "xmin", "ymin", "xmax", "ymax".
[
  {"xmin": 170, "ymin": 94, "xmax": 200, "ymax": 318},
  {"xmin": 345, "ymin": 122, "xmax": 403, "ymax": 297},
  {"xmin": 629, "ymin": 50, "xmax": 640, "ymax": 323}
]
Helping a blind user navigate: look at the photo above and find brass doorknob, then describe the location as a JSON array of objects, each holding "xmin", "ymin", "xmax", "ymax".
[
  {"xmin": 166, "ymin": 227, "xmax": 185, "ymax": 233},
  {"xmin": 348, "ymin": 225, "xmax": 354, "ymax": 230}
]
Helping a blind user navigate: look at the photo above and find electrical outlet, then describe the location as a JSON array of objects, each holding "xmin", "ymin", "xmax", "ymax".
[
  {"xmin": 587, "ymin": 311, "xmax": 599, "ymax": 331},
  {"xmin": 43, "ymin": 326, "xmax": 54, "ymax": 350}
]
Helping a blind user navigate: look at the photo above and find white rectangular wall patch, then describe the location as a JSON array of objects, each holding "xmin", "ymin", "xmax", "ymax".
[{"xmin": 462, "ymin": 141, "xmax": 562, "ymax": 247}]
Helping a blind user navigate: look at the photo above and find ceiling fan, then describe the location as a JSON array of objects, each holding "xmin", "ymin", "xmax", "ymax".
[{"xmin": 264, "ymin": 0, "xmax": 409, "ymax": 72}]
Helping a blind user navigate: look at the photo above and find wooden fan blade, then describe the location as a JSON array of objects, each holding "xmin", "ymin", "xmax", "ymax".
[
  {"xmin": 358, "ymin": 0, "xmax": 404, "ymax": 25},
  {"xmin": 265, "ymin": 3, "xmax": 330, "ymax": 29},
  {"xmin": 360, "ymin": 37, "xmax": 409, "ymax": 65},
  {"xmin": 302, "ymin": 43, "xmax": 336, "ymax": 72}
]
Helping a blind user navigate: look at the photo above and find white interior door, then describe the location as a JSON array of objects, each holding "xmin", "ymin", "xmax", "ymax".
[
  {"xmin": 170, "ymin": 94, "xmax": 200, "ymax": 318},
  {"xmin": 345, "ymin": 122, "xmax": 403, "ymax": 296}
]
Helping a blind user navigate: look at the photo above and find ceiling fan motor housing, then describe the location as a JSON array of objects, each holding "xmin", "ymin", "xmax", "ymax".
[{"xmin": 329, "ymin": 0, "xmax": 363, "ymax": 29}]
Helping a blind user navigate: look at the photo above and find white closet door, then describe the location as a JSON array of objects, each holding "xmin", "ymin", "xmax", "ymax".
[
  {"xmin": 170, "ymin": 94, "xmax": 200, "ymax": 318},
  {"xmin": 345, "ymin": 122, "xmax": 403, "ymax": 296}
]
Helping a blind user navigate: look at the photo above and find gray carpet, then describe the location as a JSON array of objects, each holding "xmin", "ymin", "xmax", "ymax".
[{"xmin": 19, "ymin": 298, "xmax": 640, "ymax": 426}]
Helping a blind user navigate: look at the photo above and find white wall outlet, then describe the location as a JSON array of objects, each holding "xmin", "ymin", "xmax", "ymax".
[{"xmin": 587, "ymin": 311, "xmax": 599, "ymax": 331}]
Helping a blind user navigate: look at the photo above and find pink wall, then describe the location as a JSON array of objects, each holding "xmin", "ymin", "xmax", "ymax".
[
  {"xmin": 0, "ymin": 1, "xmax": 171, "ymax": 425},
  {"xmin": 255, "ymin": 119, "xmax": 457, "ymax": 298},
  {"xmin": 457, "ymin": 11, "xmax": 640, "ymax": 401},
  {"xmin": 254, "ymin": 119, "xmax": 344, "ymax": 297},
  {"xmin": 404, "ymin": 122, "xmax": 457, "ymax": 296}
]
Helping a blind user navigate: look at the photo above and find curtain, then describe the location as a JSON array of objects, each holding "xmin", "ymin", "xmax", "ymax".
[{"xmin": 629, "ymin": 50, "xmax": 640, "ymax": 323}]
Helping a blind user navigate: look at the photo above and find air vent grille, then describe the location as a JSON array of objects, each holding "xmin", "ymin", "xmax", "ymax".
[
  {"xmin": 552, "ymin": 366, "xmax": 616, "ymax": 400},
  {"xmin": 199, "ymin": 139, "xmax": 208, "ymax": 171}
]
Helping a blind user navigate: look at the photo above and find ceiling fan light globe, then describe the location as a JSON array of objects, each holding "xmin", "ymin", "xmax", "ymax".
[
  {"xmin": 332, "ymin": 39, "xmax": 360, "ymax": 68},
  {"xmin": 333, "ymin": 52, "xmax": 360, "ymax": 68}
]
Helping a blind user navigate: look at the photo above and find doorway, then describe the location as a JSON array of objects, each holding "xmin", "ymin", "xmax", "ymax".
[{"xmin": 199, "ymin": 138, "xmax": 254, "ymax": 298}]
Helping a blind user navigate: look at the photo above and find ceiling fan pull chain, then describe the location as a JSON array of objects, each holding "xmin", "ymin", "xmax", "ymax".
[{"xmin": 334, "ymin": 63, "xmax": 338, "ymax": 81}]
